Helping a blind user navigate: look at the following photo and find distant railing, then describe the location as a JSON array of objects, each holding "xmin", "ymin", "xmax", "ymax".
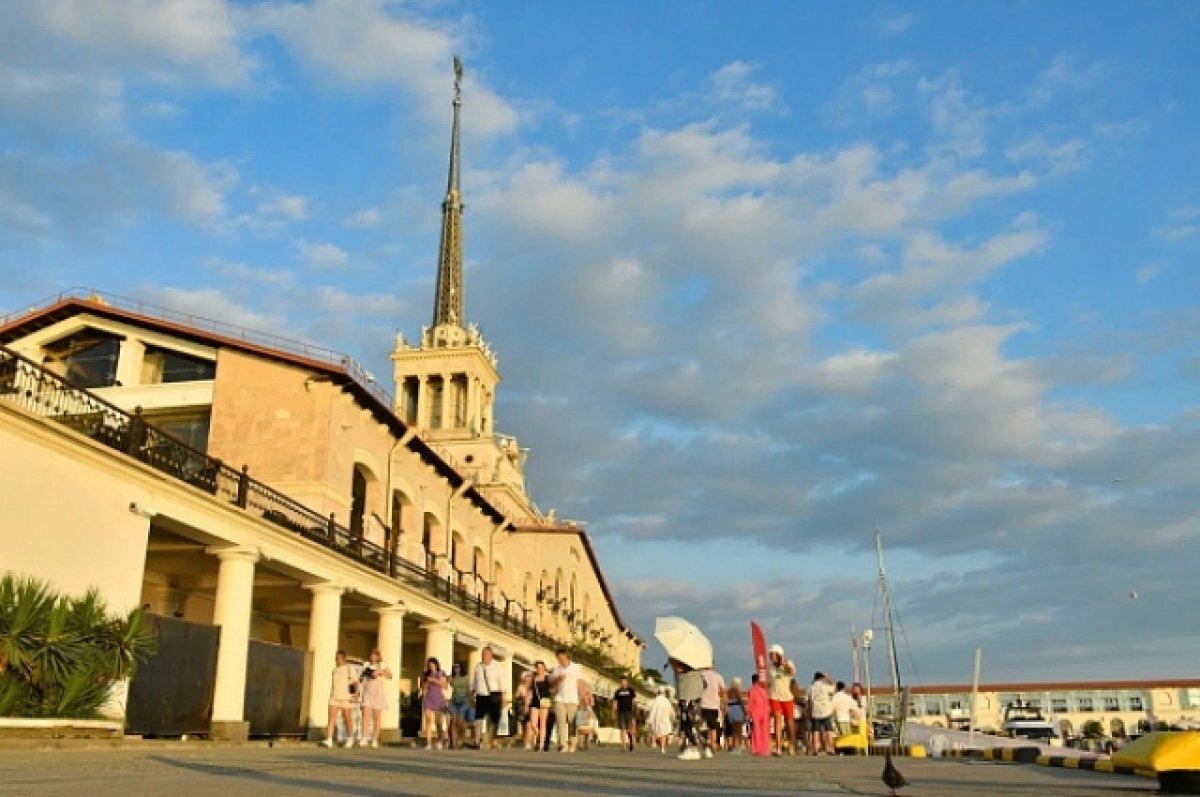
[
  {"xmin": 0, "ymin": 343, "xmax": 632, "ymax": 683},
  {"xmin": 0, "ymin": 287, "xmax": 395, "ymax": 411}
]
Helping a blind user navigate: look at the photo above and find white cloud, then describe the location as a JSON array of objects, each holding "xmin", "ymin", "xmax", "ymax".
[
  {"xmin": 251, "ymin": 0, "xmax": 518, "ymax": 138},
  {"xmin": 1136, "ymin": 262, "xmax": 1163, "ymax": 285},
  {"xmin": 344, "ymin": 207, "xmax": 382, "ymax": 227},
  {"xmin": 1006, "ymin": 135, "xmax": 1090, "ymax": 177},
  {"xmin": 873, "ymin": 12, "xmax": 917, "ymax": 38},
  {"xmin": 10, "ymin": 0, "xmax": 253, "ymax": 86},
  {"xmin": 1152, "ymin": 205, "xmax": 1199, "ymax": 243},
  {"xmin": 298, "ymin": 240, "xmax": 351, "ymax": 270},
  {"xmin": 257, "ymin": 194, "xmax": 308, "ymax": 221},
  {"xmin": 708, "ymin": 61, "xmax": 777, "ymax": 112}
]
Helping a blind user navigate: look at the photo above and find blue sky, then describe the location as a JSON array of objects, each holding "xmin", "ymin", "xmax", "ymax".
[{"xmin": 1, "ymin": 1, "xmax": 1198, "ymax": 687}]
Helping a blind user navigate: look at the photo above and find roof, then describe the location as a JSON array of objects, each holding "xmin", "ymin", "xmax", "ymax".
[
  {"xmin": 870, "ymin": 678, "xmax": 1200, "ymax": 696},
  {"xmin": 0, "ymin": 288, "xmax": 509, "ymax": 526},
  {"xmin": 509, "ymin": 523, "xmax": 642, "ymax": 645}
]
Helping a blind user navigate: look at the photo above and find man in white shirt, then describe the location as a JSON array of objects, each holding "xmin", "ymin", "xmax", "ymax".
[
  {"xmin": 548, "ymin": 647, "xmax": 590, "ymax": 752},
  {"xmin": 809, "ymin": 672, "xmax": 836, "ymax": 755},
  {"xmin": 831, "ymin": 680, "xmax": 859, "ymax": 738},
  {"xmin": 471, "ymin": 646, "xmax": 508, "ymax": 750},
  {"xmin": 699, "ymin": 667, "xmax": 726, "ymax": 758}
]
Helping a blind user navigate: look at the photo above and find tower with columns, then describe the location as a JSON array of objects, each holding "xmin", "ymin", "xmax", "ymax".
[{"xmin": 391, "ymin": 57, "xmax": 529, "ymax": 505}]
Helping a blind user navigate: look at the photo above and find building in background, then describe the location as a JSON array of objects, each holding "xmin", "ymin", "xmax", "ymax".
[
  {"xmin": 0, "ymin": 60, "xmax": 642, "ymax": 741},
  {"xmin": 870, "ymin": 679, "xmax": 1200, "ymax": 739}
]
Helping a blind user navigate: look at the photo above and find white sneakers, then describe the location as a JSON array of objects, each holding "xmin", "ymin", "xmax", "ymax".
[
  {"xmin": 320, "ymin": 738, "xmax": 333, "ymax": 748},
  {"xmin": 678, "ymin": 748, "xmax": 701, "ymax": 760},
  {"xmin": 702, "ymin": 748, "xmax": 714, "ymax": 759},
  {"xmin": 342, "ymin": 738, "xmax": 355, "ymax": 748}
]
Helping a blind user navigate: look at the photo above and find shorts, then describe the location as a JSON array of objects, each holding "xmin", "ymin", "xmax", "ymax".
[
  {"xmin": 770, "ymin": 699, "xmax": 794, "ymax": 716},
  {"xmin": 476, "ymin": 694, "xmax": 502, "ymax": 726},
  {"xmin": 700, "ymin": 708, "xmax": 720, "ymax": 732},
  {"xmin": 329, "ymin": 699, "xmax": 355, "ymax": 710},
  {"xmin": 617, "ymin": 710, "xmax": 635, "ymax": 730},
  {"xmin": 448, "ymin": 700, "xmax": 471, "ymax": 718},
  {"xmin": 811, "ymin": 715, "xmax": 834, "ymax": 732}
]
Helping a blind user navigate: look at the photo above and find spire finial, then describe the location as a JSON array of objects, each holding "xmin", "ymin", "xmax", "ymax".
[{"xmin": 433, "ymin": 55, "xmax": 465, "ymax": 331}]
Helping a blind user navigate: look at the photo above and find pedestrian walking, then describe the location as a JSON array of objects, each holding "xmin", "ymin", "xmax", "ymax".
[
  {"xmin": 699, "ymin": 666, "xmax": 726, "ymax": 758},
  {"xmin": 669, "ymin": 657, "xmax": 705, "ymax": 760},
  {"xmin": 420, "ymin": 657, "xmax": 449, "ymax": 750},
  {"xmin": 358, "ymin": 648, "xmax": 392, "ymax": 748},
  {"xmin": 725, "ymin": 676, "xmax": 747, "ymax": 754},
  {"xmin": 832, "ymin": 680, "xmax": 858, "ymax": 738},
  {"xmin": 614, "ymin": 676, "xmax": 638, "ymax": 752},
  {"xmin": 767, "ymin": 645, "xmax": 797, "ymax": 755},
  {"xmin": 320, "ymin": 650, "xmax": 360, "ymax": 748},
  {"xmin": 647, "ymin": 688, "xmax": 675, "ymax": 754},
  {"xmin": 549, "ymin": 647, "xmax": 589, "ymax": 753},
  {"xmin": 447, "ymin": 662, "xmax": 470, "ymax": 749},
  {"xmin": 748, "ymin": 672, "xmax": 771, "ymax": 756},
  {"xmin": 527, "ymin": 660, "xmax": 551, "ymax": 751},
  {"xmin": 471, "ymin": 645, "xmax": 508, "ymax": 750},
  {"xmin": 809, "ymin": 671, "xmax": 836, "ymax": 755}
]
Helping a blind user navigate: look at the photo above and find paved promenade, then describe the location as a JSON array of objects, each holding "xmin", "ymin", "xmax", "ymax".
[{"xmin": 0, "ymin": 745, "xmax": 1158, "ymax": 796}]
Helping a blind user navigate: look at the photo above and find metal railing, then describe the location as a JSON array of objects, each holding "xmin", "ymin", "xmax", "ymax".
[
  {"xmin": 0, "ymin": 343, "xmax": 632, "ymax": 683},
  {"xmin": 0, "ymin": 287, "xmax": 395, "ymax": 411}
]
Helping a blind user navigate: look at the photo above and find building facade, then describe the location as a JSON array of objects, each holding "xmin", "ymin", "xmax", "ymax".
[
  {"xmin": 870, "ymin": 679, "xmax": 1200, "ymax": 738},
  {"xmin": 0, "ymin": 62, "xmax": 642, "ymax": 740}
]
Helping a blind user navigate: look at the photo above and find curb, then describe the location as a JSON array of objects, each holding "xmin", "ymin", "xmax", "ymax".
[
  {"xmin": 1035, "ymin": 754, "xmax": 1155, "ymax": 779},
  {"xmin": 868, "ymin": 744, "xmax": 927, "ymax": 758},
  {"xmin": 982, "ymin": 747, "xmax": 1042, "ymax": 764}
]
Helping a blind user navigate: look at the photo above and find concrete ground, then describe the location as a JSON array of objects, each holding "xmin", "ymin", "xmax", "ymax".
[{"xmin": 0, "ymin": 744, "xmax": 1161, "ymax": 796}]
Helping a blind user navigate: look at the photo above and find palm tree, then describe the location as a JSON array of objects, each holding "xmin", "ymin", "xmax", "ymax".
[{"xmin": 0, "ymin": 573, "xmax": 156, "ymax": 718}]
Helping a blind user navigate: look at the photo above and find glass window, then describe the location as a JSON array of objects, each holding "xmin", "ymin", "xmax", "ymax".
[
  {"xmin": 924, "ymin": 701, "xmax": 943, "ymax": 715},
  {"xmin": 1077, "ymin": 697, "xmax": 1094, "ymax": 713},
  {"xmin": 1129, "ymin": 696, "xmax": 1144, "ymax": 711},
  {"xmin": 1051, "ymin": 698, "xmax": 1069, "ymax": 713},
  {"xmin": 145, "ymin": 409, "xmax": 211, "ymax": 452},
  {"xmin": 43, "ymin": 330, "xmax": 121, "ymax": 388},
  {"xmin": 1184, "ymin": 689, "xmax": 1200, "ymax": 710},
  {"xmin": 141, "ymin": 346, "xmax": 215, "ymax": 383},
  {"xmin": 1103, "ymin": 696, "xmax": 1120, "ymax": 712}
]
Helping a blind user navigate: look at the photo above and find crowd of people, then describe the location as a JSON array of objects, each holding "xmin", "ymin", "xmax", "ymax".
[{"xmin": 318, "ymin": 642, "xmax": 869, "ymax": 759}]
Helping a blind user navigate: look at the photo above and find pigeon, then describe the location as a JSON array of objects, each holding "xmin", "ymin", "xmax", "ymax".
[{"xmin": 882, "ymin": 751, "xmax": 908, "ymax": 796}]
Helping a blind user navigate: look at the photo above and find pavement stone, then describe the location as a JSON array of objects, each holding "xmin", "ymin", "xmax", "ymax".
[{"xmin": 0, "ymin": 745, "xmax": 1163, "ymax": 796}]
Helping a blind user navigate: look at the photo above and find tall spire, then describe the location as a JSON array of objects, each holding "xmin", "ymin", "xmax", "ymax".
[{"xmin": 432, "ymin": 55, "xmax": 465, "ymax": 330}]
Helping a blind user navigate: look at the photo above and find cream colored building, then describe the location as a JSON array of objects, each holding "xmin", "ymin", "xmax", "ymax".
[
  {"xmin": 871, "ymin": 679, "xmax": 1200, "ymax": 739},
  {"xmin": 0, "ymin": 64, "xmax": 643, "ymax": 741}
]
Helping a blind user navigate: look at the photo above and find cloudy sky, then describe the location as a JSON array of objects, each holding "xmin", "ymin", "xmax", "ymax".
[{"xmin": 2, "ymin": 1, "xmax": 1198, "ymax": 687}]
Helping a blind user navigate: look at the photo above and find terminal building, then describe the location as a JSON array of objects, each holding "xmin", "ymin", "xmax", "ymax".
[
  {"xmin": 0, "ymin": 64, "xmax": 643, "ymax": 740},
  {"xmin": 871, "ymin": 679, "xmax": 1200, "ymax": 738}
]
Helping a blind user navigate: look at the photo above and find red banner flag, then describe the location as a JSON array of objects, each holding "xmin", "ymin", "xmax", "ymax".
[{"xmin": 751, "ymin": 621, "xmax": 768, "ymax": 685}]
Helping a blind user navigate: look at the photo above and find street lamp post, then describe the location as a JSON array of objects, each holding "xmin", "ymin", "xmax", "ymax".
[{"xmin": 862, "ymin": 628, "xmax": 874, "ymax": 756}]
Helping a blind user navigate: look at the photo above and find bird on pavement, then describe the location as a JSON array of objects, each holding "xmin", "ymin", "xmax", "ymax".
[{"xmin": 882, "ymin": 751, "xmax": 908, "ymax": 796}]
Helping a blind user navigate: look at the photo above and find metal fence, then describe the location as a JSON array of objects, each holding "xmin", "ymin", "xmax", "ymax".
[{"xmin": 0, "ymin": 343, "xmax": 631, "ymax": 683}]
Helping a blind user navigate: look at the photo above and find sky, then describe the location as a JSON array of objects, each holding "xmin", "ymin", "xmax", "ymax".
[{"xmin": 1, "ymin": 1, "xmax": 1198, "ymax": 688}]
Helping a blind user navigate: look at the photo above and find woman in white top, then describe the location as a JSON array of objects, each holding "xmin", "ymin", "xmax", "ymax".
[
  {"xmin": 358, "ymin": 648, "xmax": 393, "ymax": 748},
  {"xmin": 321, "ymin": 649, "xmax": 359, "ymax": 748}
]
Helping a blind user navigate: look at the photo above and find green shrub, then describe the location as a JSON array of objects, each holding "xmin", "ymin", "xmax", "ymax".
[{"xmin": 0, "ymin": 573, "xmax": 156, "ymax": 718}]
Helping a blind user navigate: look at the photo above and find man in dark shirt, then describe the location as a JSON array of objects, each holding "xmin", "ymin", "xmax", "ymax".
[{"xmin": 614, "ymin": 677, "xmax": 638, "ymax": 752}]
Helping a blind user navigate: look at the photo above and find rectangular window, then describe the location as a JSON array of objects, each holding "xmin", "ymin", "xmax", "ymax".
[
  {"xmin": 1077, "ymin": 697, "xmax": 1094, "ymax": 713},
  {"xmin": 1129, "ymin": 696, "xmax": 1144, "ymax": 711},
  {"xmin": 1103, "ymin": 697, "xmax": 1120, "ymax": 712},
  {"xmin": 1184, "ymin": 689, "xmax": 1200, "ymax": 710},
  {"xmin": 428, "ymin": 377, "xmax": 444, "ymax": 428},
  {"xmin": 44, "ymin": 330, "xmax": 122, "ymax": 388},
  {"xmin": 924, "ymin": 701, "xmax": 943, "ymax": 716},
  {"xmin": 141, "ymin": 346, "xmax": 216, "ymax": 383},
  {"xmin": 1051, "ymin": 698, "xmax": 1069, "ymax": 713},
  {"xmin": 145, "ymin": 408, "xmax": 212, "ymax": 453}
]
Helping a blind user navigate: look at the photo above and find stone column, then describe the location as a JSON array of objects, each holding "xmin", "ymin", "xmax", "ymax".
[
  {"xmin": 208, "ymin": 546, "xmax": 259, "ymax": 741},
  {"xmin": 466, "ymin": 643, "xmax": 484, "ymax": 688},
  {"xmin": 423, "ymin": 623, "xmax": 455, "ymax": 676},
  {"xmin": 374, "ymin": 604, "xmax": 407, "ymax": 743},
  {"xmin": 416, "ymin": 376, "xmax": 428, "ymax": 429},
  {"xmin": 304, "ymin": 582, "xmax": 344, "ymax": 739}
]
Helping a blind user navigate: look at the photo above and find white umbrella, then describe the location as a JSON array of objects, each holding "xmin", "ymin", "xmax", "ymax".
[{"xmin": 654, "ymin": 616, "xmax": 713, "ymax": 670}]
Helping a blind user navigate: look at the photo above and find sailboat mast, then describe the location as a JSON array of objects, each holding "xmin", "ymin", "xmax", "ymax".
[{"xmin": 875, "ymin": 530, "xmax": 902, "ymax": 708}]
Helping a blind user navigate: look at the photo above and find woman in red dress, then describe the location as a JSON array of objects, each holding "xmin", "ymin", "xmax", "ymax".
[{"xmin": 748, "ymin": 672, "xmax": 771, "ymax": 756}]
